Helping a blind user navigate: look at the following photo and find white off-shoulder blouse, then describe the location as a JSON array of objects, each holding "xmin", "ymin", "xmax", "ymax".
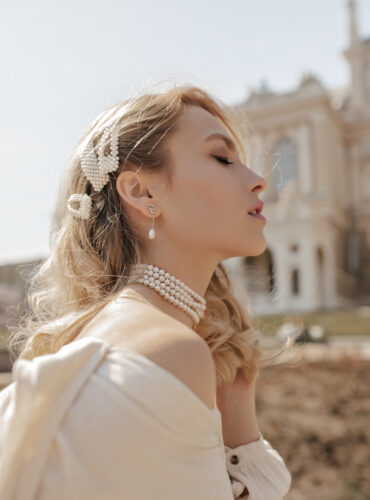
[{"xmin": 0, "ymin": 301, "xmax": 291, "ymax": 500}]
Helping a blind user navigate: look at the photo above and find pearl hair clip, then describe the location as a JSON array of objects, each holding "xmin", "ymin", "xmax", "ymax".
[{"xmin": 67, "ymin": 121, "xmax": 120, "ymax": 220}]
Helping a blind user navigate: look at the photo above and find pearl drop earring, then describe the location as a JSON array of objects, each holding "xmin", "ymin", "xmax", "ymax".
[{"xmin": 148, "ymin": 205, "xmax": 155, "ymax": 239}]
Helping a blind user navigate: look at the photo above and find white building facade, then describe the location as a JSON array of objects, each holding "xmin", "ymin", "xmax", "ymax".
[{"xmin": 224, "ymin": 0, "xmax": 370, "ymax": 315}]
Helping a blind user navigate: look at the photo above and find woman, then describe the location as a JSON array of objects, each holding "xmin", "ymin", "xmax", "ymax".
[{"xmin": 0, "ymin": 83, "xmax": 297, "ymax": 499}]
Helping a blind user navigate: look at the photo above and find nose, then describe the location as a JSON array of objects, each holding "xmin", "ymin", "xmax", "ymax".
[{"xmin": 249, "ymin": 171, "xmax": 267, "ymax": 194}]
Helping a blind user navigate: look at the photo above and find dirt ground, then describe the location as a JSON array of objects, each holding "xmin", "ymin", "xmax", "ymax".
[{"xmin": 255, "ymin": 344, "xmax": 370, "ymax": 500}]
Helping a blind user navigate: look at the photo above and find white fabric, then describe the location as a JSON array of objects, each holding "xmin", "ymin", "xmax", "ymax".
[
  {"xmin": 224, "ymin": 437, "xmax": 292, "ymax": 499},
  {"xmin": 0, "ymin": 336, "xmax": 291, "ymax": 499}
]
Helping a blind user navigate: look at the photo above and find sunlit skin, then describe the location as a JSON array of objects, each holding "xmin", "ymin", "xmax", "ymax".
[{"xmin": 116, "ymin": 104, "xmax": 268, "ymax": 331}]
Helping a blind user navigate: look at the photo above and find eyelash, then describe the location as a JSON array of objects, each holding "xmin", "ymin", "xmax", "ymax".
[{"xmin": 213, "ymin": 155, "xmax": 233, "ymax": 165}]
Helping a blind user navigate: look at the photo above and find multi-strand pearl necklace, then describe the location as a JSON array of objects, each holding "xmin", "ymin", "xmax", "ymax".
[{"xmin": 126, "ymin": 264, "xmax": 207, "ymax": 326}]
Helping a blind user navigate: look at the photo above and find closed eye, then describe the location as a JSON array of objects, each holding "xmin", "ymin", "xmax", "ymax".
[{"xmin": 213, "ymin": 155, "xmax": 233, "ymax": 165}]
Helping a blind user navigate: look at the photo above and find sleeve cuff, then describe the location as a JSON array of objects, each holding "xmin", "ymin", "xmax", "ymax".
[{"xmin": 224, "ymin": 433, "xmax": 292, "ymax": 500}]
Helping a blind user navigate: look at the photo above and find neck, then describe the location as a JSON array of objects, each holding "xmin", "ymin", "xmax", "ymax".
[
  {"xmin": 126, "ymin": 259, "xmax": 218, "ymax": 331},
  {"xmin": 125, "ymin": 282, "xmax": 197, "ymax": 331}
]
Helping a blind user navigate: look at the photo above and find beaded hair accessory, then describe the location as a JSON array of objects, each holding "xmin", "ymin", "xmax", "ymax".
[{"xmin": 67, "ymin": 121, "xmax": 120, "ymax": 220}]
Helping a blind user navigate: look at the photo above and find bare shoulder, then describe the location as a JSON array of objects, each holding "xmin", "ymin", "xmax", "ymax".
[
  {"xmin": 74, "ymin": 296, "xmax": 217, "ymax": 409},
  {"xmin": 148, "ymin": 333, "xmax": 217, "ymax": 410}
]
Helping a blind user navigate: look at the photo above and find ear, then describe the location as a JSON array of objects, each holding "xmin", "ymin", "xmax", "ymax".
[{"xmin": 115, "ymin": 170, "xmax": 161, "ymax": 218}]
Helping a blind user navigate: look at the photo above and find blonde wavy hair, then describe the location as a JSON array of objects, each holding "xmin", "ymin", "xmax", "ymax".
[{"xmin": 7, "ymin": 81, "xmax": 301, "ymax": 385}]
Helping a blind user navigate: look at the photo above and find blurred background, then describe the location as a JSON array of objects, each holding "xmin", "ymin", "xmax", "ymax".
[{"xmin": 1, "ymin": 0, "xmax": 370, "ymax": 498}]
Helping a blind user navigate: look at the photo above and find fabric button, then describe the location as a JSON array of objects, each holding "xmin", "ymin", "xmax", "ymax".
[{"xmin": 230, "ymin": 454, "xmax": 239, "ymax": 464}]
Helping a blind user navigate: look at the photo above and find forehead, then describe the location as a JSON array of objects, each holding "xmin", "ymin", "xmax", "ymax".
[{"xmin": 172, "ymin": 105, "xmax": 233, "ymax": 147}]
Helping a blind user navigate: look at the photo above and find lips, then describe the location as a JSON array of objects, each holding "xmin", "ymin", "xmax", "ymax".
[
  {"xmin": 247, "ymin": 200, "xmax": 266, "ymax": 222},
  {"xmin": 247, "ymin": 200, "xmax": 264, "ymax": 215}
]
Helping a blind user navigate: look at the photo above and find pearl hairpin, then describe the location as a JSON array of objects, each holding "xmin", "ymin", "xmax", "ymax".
[
  {"xmin": 66, "ymin": 194, "xmax": 92, "ymax": 220},
  {"xmin": 127, "ymin": 264, "xmax": 207, "ymax": 326},
  {"xmin": 67, "ymin": 121, "xmax": 120, "ymax": 220}
]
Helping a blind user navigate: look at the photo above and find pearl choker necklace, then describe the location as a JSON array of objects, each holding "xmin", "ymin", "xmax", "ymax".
[{"xmin": 126, "ymin": 264, "xmax": 207, "ymax": 326}]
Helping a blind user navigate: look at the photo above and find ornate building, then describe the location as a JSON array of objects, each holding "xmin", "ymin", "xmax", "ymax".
[{"xmin": 224, "ymin": 0, "xmax": 370, "ymax": 314}]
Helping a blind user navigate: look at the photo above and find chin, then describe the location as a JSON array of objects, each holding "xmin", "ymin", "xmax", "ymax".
[{"xmin": 246, "ymin": 238, "xmax": 267, "ymax": 257}]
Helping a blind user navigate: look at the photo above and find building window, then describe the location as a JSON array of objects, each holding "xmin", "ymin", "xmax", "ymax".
[
  {"xmin": 291, "ymin": 268, "xmax": 300, "ymax": 295},
  {"xmin": 270, "ymin": 137, "xmax": 298, "ymax": 193}
]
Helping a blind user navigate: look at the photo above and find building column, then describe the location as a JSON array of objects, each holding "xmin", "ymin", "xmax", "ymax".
[
  {"xmin": 349, "ymin": 144, "xmax": 361, "ymax": 207},
  {"xmin": 312, "ymin": 111, "xmax": 330, "ymax": 193},
  {"xmin": 294, "ymin": 122, "xmax": 313, "ymax": 195},
  {"xmin": 263, "ymin": 130, "xmax": 282, "ymax": 200},
  {"xmin": 322, "ymin": 238, "xmax": 338, "ymax": 307}
]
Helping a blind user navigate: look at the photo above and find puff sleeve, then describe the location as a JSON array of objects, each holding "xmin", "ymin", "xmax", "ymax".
[{"xmin": 224, "ymin": 433, "xmax": 292, "ymax": 499}]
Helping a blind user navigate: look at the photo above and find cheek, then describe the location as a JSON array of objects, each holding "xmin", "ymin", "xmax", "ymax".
[{"xmin": 172, "ymin": 170, "xmax": 244, "ymax": 234}]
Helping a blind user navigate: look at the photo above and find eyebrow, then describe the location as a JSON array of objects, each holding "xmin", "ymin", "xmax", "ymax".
[{"xmin": 202, "ymin": 132, "xmax": 237, "ymax": 152}]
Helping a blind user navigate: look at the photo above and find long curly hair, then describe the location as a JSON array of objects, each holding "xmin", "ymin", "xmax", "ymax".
[{"xmin": 7, "ymin": 80, "xmax": 301, "ymax": 385}]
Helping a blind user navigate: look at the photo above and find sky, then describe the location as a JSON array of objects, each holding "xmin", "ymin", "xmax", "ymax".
[{"xmin": 1, "ymin": 0, "xmax": 369, "ymax": 266}]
